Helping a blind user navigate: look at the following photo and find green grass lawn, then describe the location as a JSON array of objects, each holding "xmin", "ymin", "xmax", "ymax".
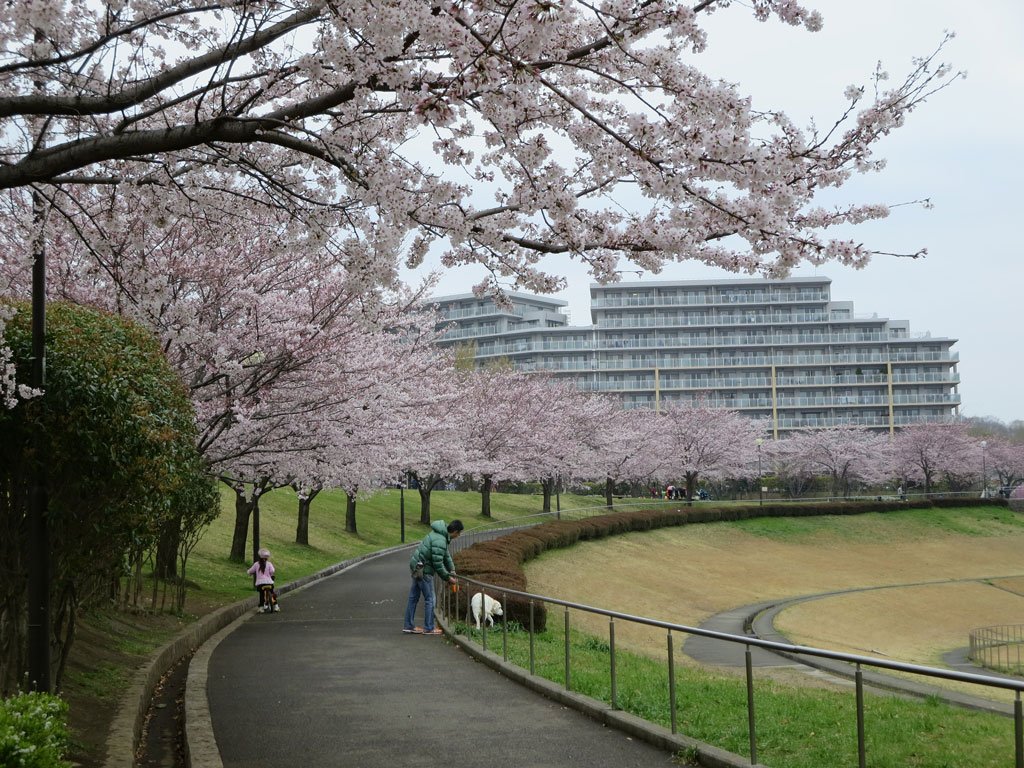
[
  {"xmin": 730, "ymin": 504, "xmax": 1024, "ymax": 543},
  {"xmin": 185, "ymin": 485, "xmax": 603, "ymax": 604}
]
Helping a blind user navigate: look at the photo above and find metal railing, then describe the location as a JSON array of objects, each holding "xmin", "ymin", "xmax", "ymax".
[
  {"xmin": 971, "ymin": 625, "xmax": 1024, "ymax": 676},
  {"xmin": 442, "ymin": 509, "xmax": 1024, "ymax": 768}
]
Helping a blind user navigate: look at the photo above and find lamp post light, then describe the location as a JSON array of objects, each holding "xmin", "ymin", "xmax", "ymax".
[
  {"xmin": 981, "ymin": 440, "xmax": 988, "ymax": 499},
  {"xmin": 757, "ymin": 438, "xmax": 764, "ymax": 507}
]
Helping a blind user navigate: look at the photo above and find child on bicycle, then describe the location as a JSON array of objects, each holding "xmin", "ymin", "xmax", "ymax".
[{"xmin": 247, "ymin": 547, "xmax": 280, "ymax": 613}]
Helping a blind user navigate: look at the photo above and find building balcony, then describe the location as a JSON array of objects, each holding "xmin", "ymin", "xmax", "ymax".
[
  {"xmin": 596, "ymin": 311, "xmax": 832, "ymax": 329},
  {"xmin": 591, "ymin": 290, "xmax": 830, "ymax": 309}
]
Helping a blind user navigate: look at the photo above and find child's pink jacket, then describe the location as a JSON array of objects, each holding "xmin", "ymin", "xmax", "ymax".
[{"xmin": 247, "ymin": 560, "xmax": 276, "ymax": 586}]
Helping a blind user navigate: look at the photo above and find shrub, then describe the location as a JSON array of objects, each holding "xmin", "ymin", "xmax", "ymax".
[{"xmin": 0, "ymin": 692, "xmax": 70, "ymax": 768}]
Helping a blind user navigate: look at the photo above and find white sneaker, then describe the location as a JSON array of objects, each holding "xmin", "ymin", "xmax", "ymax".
[{"xmin": 273, "ymin": 605, "xmax": 280, "ymax": 613}]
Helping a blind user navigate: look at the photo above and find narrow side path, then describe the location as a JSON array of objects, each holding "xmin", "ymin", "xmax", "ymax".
[
  {"xmin": 202, "ymin": 547, "xmax": 678, "ymax": 768},
  {"xmin": 685, "ymin": 577, "xmax": 1020, "ymax": 716}
]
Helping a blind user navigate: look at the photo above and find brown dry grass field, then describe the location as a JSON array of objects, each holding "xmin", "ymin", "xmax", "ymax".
[{"xmin": 524, "ymin": 510, "xmax": 1024, "ymax": 695}]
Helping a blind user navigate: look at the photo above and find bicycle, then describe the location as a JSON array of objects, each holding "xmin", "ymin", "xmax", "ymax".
[{"xmin": 258, "ymin": 583, "xmax": 279, "ymax": 613}]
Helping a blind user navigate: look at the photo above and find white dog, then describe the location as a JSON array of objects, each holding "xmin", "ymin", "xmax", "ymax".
[{"xmin": 470, "ymin": 592, "xmax": 504, "ymax": 629}]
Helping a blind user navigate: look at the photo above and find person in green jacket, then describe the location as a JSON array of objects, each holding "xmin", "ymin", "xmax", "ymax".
[{"xmin": 403, "ymin": 519, "xmax": 463, "ymax": 635}]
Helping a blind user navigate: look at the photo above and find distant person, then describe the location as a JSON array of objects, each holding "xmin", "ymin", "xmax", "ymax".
[
  {"xmin": 403, "ymin": 519, "xmax": 463, "ymax": 635},
  {"xmin": 247, "ymin": 547, "xmax": 279, "ymax": 613}
]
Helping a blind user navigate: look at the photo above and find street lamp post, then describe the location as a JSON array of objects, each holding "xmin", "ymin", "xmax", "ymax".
[
  {"xmin": 757, "ymin": 438, "xmax": 764, "ymax": 507},
  {"xmin": 27, "ymin": 191, "xmax": 50, "ymax": 693},
  {"xmin": 981, "ymin": 440, "xmax": 988, "ymax": 499}
]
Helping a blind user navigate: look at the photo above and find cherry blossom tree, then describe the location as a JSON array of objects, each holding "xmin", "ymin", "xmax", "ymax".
[
  {"xmin": 324, "ymin": 341, "xmax": 455, "ymax": 535},
  {"xmin": 455, "ymin": 367, "xmax": 558, "ymax": 517},
  {"xmin": 397, "ymin": 369, "xmax": 469, "ymax": 525},
  {"xmin": 763, "ymin": 437, "xmax": 815, "ymax": 498},
  {"xmin": 779, "ymin": 425, "xmax": 886, "ymax": 498},
  {"xmin": 0, "ymin": 1, "xmax": 959, "ymax": 319},
  {"xmin": 524, "ymin": 385, "xmax": 615, "ymax": 514},
  {"xmin": 986, "ymin": 438, "xmax": 1024, "ymax": 492},
  {"xmin": 888, "ymin": 422, "xmax": 974, "ymax": 495},
  {"xmin": 654, "ymin": 401, "xmax": 767, "ymax": 501},
  {"xmin": 0, "ymin": 187, "xmax": 456, "ymax": 558},
  {"xmin": 576, "ymin": 405, "xmax": 661, "ymax": 507}
]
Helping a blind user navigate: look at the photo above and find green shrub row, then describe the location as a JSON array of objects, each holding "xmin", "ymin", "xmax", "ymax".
[
  {"xmin": 452, "ymin": 497, "xmax": 1008, "ymax": 631},
  {"xmin": 0, "ymin": 692, "xmax": 70, "ymax": 768}
]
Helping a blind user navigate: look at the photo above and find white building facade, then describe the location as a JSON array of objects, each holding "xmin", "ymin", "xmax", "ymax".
[{"xmin": 432, "ymin": 277, "xmax": 960, "ymax": 436}]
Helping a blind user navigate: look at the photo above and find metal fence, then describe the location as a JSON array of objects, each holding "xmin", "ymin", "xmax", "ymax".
[
  {"xmin": 444, "ymin": 507, "xmax": 1024, "ymax": 768},
  {"xmin": 971, "ymin": 625, "xmax": 1024, "ymax": 676}
]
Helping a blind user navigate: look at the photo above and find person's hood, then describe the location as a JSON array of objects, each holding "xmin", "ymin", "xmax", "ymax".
[{"xmin": 430, "ymin": 519, "xmax": 449, "ymax": 537}]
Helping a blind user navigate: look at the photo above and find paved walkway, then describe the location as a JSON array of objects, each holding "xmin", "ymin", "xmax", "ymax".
[
  {"xmin": 193, "ymin": 547, "xmax": 682, "ymax": 768},
  {"xmin": 685, "ymin": 584, "xmax": 1017, "ymax": 717}
]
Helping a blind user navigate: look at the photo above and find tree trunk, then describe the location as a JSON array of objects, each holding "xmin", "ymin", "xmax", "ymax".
[
  {"xmin": 605, "ymin": 476, "xmax": 614, "ymax": 508},
  {"xmin": 418, "ymin": 486, "xmax": 432, "ymax": 525},
  {"xmin": 251, "ymin": 499, "xmax": 261, "ymax": 564},
  {"xmin": 414, "ymin": 472, "xmax": 442, "ymax": 525},
  {"xmin": 296, "ymin": 495, "xmax": 310, "ymax": 545},
  {"xmin": 345, "ymin": 492, "xmax": 358, "ymax": 534},
  {"xmin": 154, "ymin": 522, "xmax": 180, "ymax": 580},
  {"xmin": 541, "ymin": 476, "xmax": 555, "ymax": 514},
  {"xmin": 684, "ymin": 472, "xmax": 698, "ymax": 506},
  {"xmin": 480, "ymin": 474, "xmax": 493, "ymax": 518},
  {"xmin": 228, "ymin": 486, "xmax": 255, "ymax": 563},
  {"xmin": 294, "ymin": 486, "xmax": 320, "ymax": 546}
]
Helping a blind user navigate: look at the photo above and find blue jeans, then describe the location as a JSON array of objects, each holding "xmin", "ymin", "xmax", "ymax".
[{"xmin": 404, "ymin": 575, "xmax": 436, "ymax": 631}]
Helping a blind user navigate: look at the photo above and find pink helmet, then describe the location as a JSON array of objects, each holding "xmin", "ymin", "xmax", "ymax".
[{"xmin": 258, "ymin": 548, "xmax": 271, "ymax": 559}]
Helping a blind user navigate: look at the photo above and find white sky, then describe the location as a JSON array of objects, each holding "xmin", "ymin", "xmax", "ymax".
[{"xmin": 403, "ymin": 1, "xmax": 1024, "ymax": 424}]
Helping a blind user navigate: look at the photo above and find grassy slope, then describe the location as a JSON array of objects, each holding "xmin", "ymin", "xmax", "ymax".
[{"xmin": 62, "ymin": 486, "xmax": 600, "ymax": 766}]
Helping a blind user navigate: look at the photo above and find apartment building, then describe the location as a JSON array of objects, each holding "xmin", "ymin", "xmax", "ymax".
[{"xmin": 431, "ymin": 277, "xmax": 960, "ymax": 435}]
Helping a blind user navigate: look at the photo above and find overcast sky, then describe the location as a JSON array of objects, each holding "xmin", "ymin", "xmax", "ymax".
[{"xmin": 404, "ymin": 1, "xmax": 1024, "ymax": 424}]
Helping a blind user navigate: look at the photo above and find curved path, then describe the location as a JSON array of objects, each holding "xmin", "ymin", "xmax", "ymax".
[
  {"xmin": 193, "ymin": 546, "xmax": 683, "ymax": 768},
  {"xmin": 684, "ymin": 578, "xmax": 1019, "ymax": 716}
]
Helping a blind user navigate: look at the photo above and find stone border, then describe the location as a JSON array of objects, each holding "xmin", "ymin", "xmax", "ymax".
[{"xmin": 103, "ymin": 544, "xmax": 411, "ymax": 768}]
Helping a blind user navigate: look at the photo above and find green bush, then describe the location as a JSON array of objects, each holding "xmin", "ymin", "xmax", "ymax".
[{"xmin": 0, "ymin": 693, "xmax": 70, "ymax": 768}]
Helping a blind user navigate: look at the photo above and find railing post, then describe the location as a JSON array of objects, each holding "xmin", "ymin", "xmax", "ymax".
[
  {"xmin": 745, "ymin": 645, "xmax": 757, "ymax": 766},
  {"xmin": 609, "ymin": 617, "xmax": 618, "ymax": 710},
  {"xmin": 856, "ymin": 664, "xmax": 866, "ymax": 768},
  {"xmin": 1016, "ymin": 691, "xmax": 1023, "ymax": 768},
  {"xmin": 502, "ymin": 592, "xmax": 508, "ymax": 662},
  {"xmin": 529, "ymin": 600, "xmax": 536, "ymax": 676},
  {"xmin": 564, "ymin": 605, "xmax": 571, "ymax": 691},
  {"xmin": 481, "ymin": 587, "xmax": 488, "ymax": 653},
  {"xmin": 668, "ymin": 629, "xmax": 677, "ymax": 735}
]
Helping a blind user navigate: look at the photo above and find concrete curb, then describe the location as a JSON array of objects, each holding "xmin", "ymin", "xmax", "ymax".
[
  {"xmin": 103, "ymin": 543, "xmax": 413, "ymax": 768},
  {"xmin": 438, "ymin": 615, "xmax": 767, "ymax": 768}
]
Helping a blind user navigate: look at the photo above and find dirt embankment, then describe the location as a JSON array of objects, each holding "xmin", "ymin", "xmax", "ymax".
[{"xmin": 525, "ymin": 523, "xmax": 1024, "ymax": 667}]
